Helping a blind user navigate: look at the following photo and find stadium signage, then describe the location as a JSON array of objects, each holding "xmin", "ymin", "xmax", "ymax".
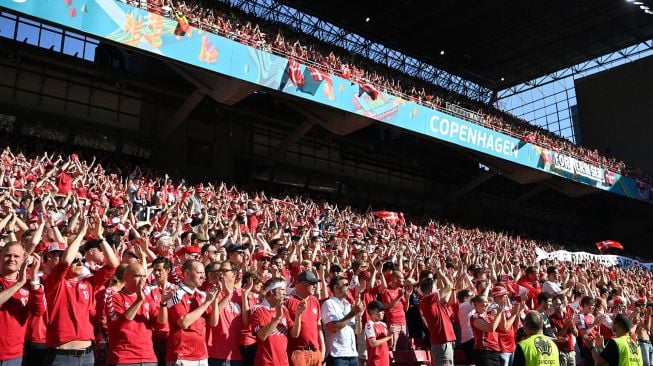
[
  {"xmin": 551, "ymin": 153, "xmax": 603, "ymax": 182},
  {"xmin": 536, "ymin": 248, "xmax": 653, "ymax": 271},
  {"xmin": 3, "ymin": 0, "xmax": 651, "ymax": 204},
  {"xmin": 429, "ymin": 115, "xmax": 519, "ymax": 158}
]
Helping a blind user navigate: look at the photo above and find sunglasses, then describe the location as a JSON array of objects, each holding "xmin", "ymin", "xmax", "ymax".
[{"xmin": 72, "ymin": 257, "xmax": 84, "ymax": 265}]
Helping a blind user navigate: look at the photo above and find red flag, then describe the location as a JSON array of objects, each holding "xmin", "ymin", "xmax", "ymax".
[
  {"xmin": 287, "ymin": 58, "xmax": 305, "ymax": 87},
  {"xmin": 373, "ymin": 211, "xmax": 400, "ymax": 225},
  {"xmin": 307, "ymin": 67, "xmax": 332, "ymax": 84},
  {"xmin": 359, "ymin": 83, "xmax": 379, "ymax": 100},
  {"xmin": 596, "ymin": 240, "xmax": 624, "ymax": 253}
]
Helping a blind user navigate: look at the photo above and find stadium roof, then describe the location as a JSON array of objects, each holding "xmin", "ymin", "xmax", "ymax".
[{"xmin": 279, "ymin": 0, "xmax": 653, "ymax": 90}]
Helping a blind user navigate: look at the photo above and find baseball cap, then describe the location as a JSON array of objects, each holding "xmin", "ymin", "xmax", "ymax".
[
  {"xmin": 47, "ymin": 242, "xmax": 67, "ymax": 253},
  {"xmin": 298, "ymin": 271, "xmax": 320, "ymax": 284},
  {"xmin": 253, "ymin": 251, "xmax": 273, "ymax": 261},
  {"xmin": 225, "ymin": 244, "xmax": 245, "ymax": 253},
  {"xmin": 175, "ymin": 246, "xmax": 201, "ymax": 256},
  {"xmin": 367, "ymin": 300, "xmax": 387, "ymax": 312},
  {"xmin": 491, "ymin": 285, "xmax": 508, "ymax": 298},
  {"xmin": 193, "ymin": 233, "xmax": 210, "ymax": 242}
]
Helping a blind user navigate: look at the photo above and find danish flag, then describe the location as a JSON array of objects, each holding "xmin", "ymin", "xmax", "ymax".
[
  {"xmin": 287, "ymin": 58, "xmax": 305, "ymax": 87},
  {"xmin": 596, "ymin": 240, "xmax": 623, "ymax": 253},
  {"xmin": 373, "ymin": 211, "xmax": 401, "ymax": 225},
  {"xmin": 307, "ymin": 67, "xmax": 332, "ymax": 84}
]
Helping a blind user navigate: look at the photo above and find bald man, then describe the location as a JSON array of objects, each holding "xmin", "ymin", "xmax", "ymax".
[{"xmin": 105, "ymin": 263, "xmax": 164, "ymax": 366}]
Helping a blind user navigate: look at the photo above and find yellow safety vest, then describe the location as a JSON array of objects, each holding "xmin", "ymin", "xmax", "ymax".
[
  {"xmin": 613, "ymin": 335, "xmax": 643, "ymax": 366},
  {"xmin": 518, "ymin": 334, "xmax": 560, "ymax": 366}
]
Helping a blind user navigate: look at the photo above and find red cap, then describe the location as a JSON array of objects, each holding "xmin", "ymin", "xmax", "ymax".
[
  {"xmin": 175, "ymin": 246, "xmax": 201, "ymax": 256},
  {"xmin": 47, "ymin": 242, "xmax": 67, "ymax": 253},
  {"xmin": 253, "ymin": 251, "xmax": 273, "ymax": 261},
  {"xmin": 491, "ymin": 285, "xmax": 508, "ymax": 298}
]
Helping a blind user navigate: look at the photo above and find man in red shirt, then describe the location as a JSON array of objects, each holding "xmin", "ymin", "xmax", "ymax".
[
  {"xmin": 0, "ymin": 242, "xmax": 45, "ymax": 365},
  {"xmin": 106, "ymin": 263, "xmax": 163, "ymax": 365},
  {"xmin": 250, "ymin": 277, "xmax": 305, "ymax": 366},
  {"xmin": 166, "ymin": 259, "xmax": 218, "ymax": 365},
  {"xmin": 145, "ymin": 257, "xmax": 175, "ymax": 366},
  {"xmin": 286, "ymin": 270, "xmax": 324, "ymax": 366},
  {"xmin": 419, "ymin": 272, "xmax": 456, "ymax": 366},
  {"xmin": 516, "ymin": 266, "xmax": 542, "ymax": 307},
  {"xmin": 207, "ymin": 260, "xmax": 245, "ymax": 365},
  {"xmin": 43, "ymin": 219, "xmax": 119, "ymax": 366},
  {"xmin": 378, "ymin": 270, "xmax": 409, "ymax": 351}
]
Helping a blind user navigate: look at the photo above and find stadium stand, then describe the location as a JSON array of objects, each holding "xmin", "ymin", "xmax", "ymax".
[
  {"xmin": 115, "ymin": 0, "xmax": 652, "ymax": 185},
  {"xmin": 1, "ymin": 1, "xmax": 653, "ymax": 366}
]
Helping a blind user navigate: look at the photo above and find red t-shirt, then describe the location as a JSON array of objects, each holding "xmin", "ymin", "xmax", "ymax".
[
  {"xmin": 144, "ymin": 283, "xmax": 174, "ymax": 340},
  {"xmin": 250, "ymin": 301, "xmax": 294, "ymax": 366},
  {"xmin": 378, "ymin": 286, "xmax": 406, "ymax": 325},
  {"xmin": 419, "ymin": 292, "xmax": 456, "ymax": 345},
  {"xmin": 286, "ymin": 294, "xmax": 320, "ymax": 352},
  {"xmin": 471, "ymin": 313, "xmax": 500, "ymax": 351},
  {"xmin": 165, "ymin": 284, "xmax": 209, "ymax": 361},
  {"xmin": 105, "ymin": 288, "xmax": 159, "ymax": 364},
  {"xmin": 497, "ymin": 309, "xmax": 518, "ymax": 353},
  {"xmin": 550, "ymin": 312, "xmax": 574, "ymax": 352},
  {"xmin": 57, "ymin": 171, "xmax": 72, "ymax": 195},
  {"xmin": 0, "ymin": 277, "xmax": 46, "ymax": 360},
  {"xmin": 44, "ymin": 263, "xmax": 115, "ymax": 348},
  {"xmin": 207, "ymin": 289, "xmax": 244, "ymax": 360},
  {"xmin": 240, "ymin": 292, "xmax": 260, "ymax": 346},
  {"xmin": 365, "ymin": 320, "xmax": 390, "ymax": 366}
]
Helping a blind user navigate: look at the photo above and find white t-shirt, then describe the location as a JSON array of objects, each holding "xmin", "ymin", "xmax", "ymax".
[
  {"xmin": 458, "ymin": 301, "xmax": 476, "ymax": 343},
  {"xmin": 321, "ymin": 297, "xmax": 358, "ymax": 358}
]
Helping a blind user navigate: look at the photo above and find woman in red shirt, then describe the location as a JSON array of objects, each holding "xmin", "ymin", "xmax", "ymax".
[{"xmin": 471, "ymin": 294, "xmax": 505, "ymax": 366}]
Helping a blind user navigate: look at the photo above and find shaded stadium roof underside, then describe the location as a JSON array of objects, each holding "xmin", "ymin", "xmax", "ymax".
[{"xmin": 278, "ymin": 0, "xmax": 653, "ymax": 90}]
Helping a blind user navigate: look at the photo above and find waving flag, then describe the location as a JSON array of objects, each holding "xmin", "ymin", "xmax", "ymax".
[
  {"xmin": 373, "ymin": 211, "xmax": 401, "ymax": 225},
  {"xmin": 359, "ymin": 83, "xmax": 379, "ymax": 100},
  {"xmin": 596, "ymin": 240, "xmax": 624, "ymax": 253},
  {"xmin": 287, "ymin": 58, "xmax": 305, "ymax": 87},
  {"xmin": 307, "ymin": 67, "xmax": 332, "ymax": 84}
]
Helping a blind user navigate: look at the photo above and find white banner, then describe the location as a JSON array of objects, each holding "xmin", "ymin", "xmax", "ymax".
[{"xmin": 536, "ymin": 248, "xmax": 653, "ymax": 271}]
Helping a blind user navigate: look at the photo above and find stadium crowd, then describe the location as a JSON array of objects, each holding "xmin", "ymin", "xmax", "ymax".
[
  {"xmin": 0, "ymin": 134, "xmax": 652, "ymax": 366},
  {"xmin": 114, "ymin": 0, "xmax": 653, "ymax": 186}
]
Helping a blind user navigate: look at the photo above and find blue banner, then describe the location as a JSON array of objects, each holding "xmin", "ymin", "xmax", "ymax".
[{"xmin": 3, "ymin": 0, "xmax": 652, "ymax": 204}]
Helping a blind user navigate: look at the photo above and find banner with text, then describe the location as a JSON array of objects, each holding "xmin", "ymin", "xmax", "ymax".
[
  {"xmin": 536, "ymin": 248, "xmax": 653, "ymax": 271},
  {"xmin": 3, "ymin": 0, "xmax": 652, "ymax": 204}
]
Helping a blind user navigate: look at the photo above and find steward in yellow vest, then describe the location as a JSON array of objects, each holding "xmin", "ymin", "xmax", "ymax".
[
  {"xmin": 592, "ymin": 313, "xmax": 643, "ymax": 366},
  {"xmin": 514, "ymin": 311, "xmax": 560, "ymax": 366}
]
